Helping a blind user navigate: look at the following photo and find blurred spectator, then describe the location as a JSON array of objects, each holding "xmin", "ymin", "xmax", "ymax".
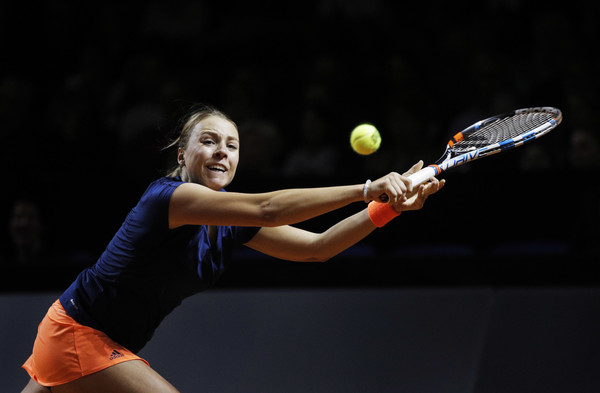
[
  {"xmin": 0, "ymin": 1, "xmax": 598, "ymax": 270},
  {"xmin": 4, "ymin": 198, "xmax": 48, "ymax": 265},
  {"xmin": 569, "ymin": 128, "xmax": 600, "ymax": 171},
  {"xmin": 2, "ymin": 192, "xmax": 97, "ymax": 267}
]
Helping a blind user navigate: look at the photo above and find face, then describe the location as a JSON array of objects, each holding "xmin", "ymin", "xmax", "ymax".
[{"xmin": 178, "ymin": 115, "xmax": 240, "ymax": 190}]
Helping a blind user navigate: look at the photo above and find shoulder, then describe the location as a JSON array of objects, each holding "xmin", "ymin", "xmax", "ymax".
[
  {"xmin": 127, "ymin": 177, "xmax": 186, "ymax": 228},
  {"xmin": 146, "ymin": 176, "xmax": 185, "ymax": 196},
  {"xmin": 140, "ymin": 177, "xmax": 185, "ymax": 205}
]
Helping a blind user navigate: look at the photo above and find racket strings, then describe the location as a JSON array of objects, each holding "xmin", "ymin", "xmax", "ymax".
[{"xmin": 451, "ymin": 111, "xmax": 555, "ymax": 154}]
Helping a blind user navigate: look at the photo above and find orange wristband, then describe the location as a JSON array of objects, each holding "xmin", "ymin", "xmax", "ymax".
[{"xmin": 368, "ymin": 201, "xmax": 401, "ymax": 227}]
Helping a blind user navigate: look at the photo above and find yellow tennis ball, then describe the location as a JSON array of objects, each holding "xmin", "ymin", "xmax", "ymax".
[{"xmin": 350, "ymin": 124, "xmax": 381, "ymax": 155}]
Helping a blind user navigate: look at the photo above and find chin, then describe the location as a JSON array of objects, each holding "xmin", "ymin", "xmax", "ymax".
[{"xmin": 206, "ymin": 178, "xmax": 233, "ymax": 190}]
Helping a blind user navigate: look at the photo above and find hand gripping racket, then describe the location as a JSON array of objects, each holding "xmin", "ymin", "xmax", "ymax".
[{"xmin": 406, "ymin": 106, "xmax": 563, "ymax": 188}]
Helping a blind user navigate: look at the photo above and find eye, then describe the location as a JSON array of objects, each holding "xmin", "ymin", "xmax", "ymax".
[
  {"xmin": 201, "ymin": 138, "xmax": 215, "ymax": 146},
  {"xmin": 227, "ymin": 143, "xmax": 239, "ymax": 150}
]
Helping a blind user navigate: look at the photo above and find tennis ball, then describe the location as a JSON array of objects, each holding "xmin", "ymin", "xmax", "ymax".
[{"xmin": 350, "ymin": 124, "xmax": 381, "ymax": 155}]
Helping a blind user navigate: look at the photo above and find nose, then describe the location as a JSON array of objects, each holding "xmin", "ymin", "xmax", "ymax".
[{"xmin": 214, "ymin": 142, "xmax": 228, "ymax": 159}]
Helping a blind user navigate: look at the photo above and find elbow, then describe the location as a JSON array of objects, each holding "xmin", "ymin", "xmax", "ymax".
[
  {"xmin": 305, "ymin": 239, "xmax": 333, "ymax": 262},
  {"xmin": 257, "ymin": 206, "xmax": 278, "ymax": 227},
  {"xmin": 299, "ymin": 256, "xmax": 330, "ymax": 263},
  {"xmin": 257, "ymin": 200, "xmax": 286, "ymax": 227},
  {"xmin": 302, "ymin": 254, "xmax": 331, "ymax": 263},
  {"xmin": 304, "ymin": 231, "xmax": 349, "ymax": 262}
]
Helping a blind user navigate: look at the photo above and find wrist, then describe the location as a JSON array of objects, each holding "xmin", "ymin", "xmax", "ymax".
[
  {"xmin": 367, "ymin": 201, "xmax": 401, "ymax": 227},
  {"xmin": 363, "ymin": 179, "xmax": 372, "ymax": 203}
]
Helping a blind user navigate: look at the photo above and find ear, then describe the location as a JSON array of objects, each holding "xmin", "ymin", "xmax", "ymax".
[{"xmin": 177, "ymin": 148, "xmax": 185, "ymax": 167}]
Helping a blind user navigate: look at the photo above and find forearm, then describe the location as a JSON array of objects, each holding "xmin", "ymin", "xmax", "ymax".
[
  {"xmin": 170, "ymin": 182, "xmax": 365, "ymax": 228},
  {"xmin": 245, "ymin": 208, "xmax": 377, "ymax": 262},
  {"xmin": 254, "ymin": 184, "xmax": 365, "ymax": 227},
  {"xmin": 310, "ymin": 208, "xmax": 376, "ymax": 261}
]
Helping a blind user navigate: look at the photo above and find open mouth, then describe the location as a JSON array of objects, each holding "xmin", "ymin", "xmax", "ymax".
[{"xmin": 207, "ymin": 165, "xmax": 227, "ymax": 173}]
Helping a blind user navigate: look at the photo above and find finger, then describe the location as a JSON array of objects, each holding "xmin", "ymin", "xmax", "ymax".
[
  {"xmin": 391, "ymin": 173, "xmax": 412, "ymax": 197},
  {"xmin": 418, "ymin": 184, "xmax": 427, "ymax": 201},
  {"xmin": 422, "ymin": 177, "xmax": 443, "ymax": 196},
  {"xmin": 402, "ymin": 175, "xmax": 414, "ymax": 194},
  {"xmin": 402, "ymin": 160, "xmax": 424, "ymax": 177},
  {"xmin": 393, "ymin": 176, "xmax": 409, "ymax": 203},
  {"xmin": 374, "ymin": 173, "xmax": 403, "ymax": 203},
  {"xmin": 433, "ymin": 178, "xmax": 445, "ymax": 193}
]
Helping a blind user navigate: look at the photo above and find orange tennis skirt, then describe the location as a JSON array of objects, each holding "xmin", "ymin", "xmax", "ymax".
[{"xmin": 22, "ymin": 299, "xmax": 148, "ymax": 387}]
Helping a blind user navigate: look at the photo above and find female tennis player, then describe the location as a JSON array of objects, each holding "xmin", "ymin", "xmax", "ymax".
[{"xmin": 21, "ymin": 104, "xmax": 444, "ymax": 393}]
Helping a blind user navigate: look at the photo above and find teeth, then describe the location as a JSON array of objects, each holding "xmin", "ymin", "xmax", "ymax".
[{"xmin": 208, "ymin": 165, "xmax": 226, "ymax": 172}]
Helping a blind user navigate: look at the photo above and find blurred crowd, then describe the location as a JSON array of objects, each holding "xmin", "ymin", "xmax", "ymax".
[{"xmin": 1, "ymin": 1, "xmax": 599, "ymax": 269}]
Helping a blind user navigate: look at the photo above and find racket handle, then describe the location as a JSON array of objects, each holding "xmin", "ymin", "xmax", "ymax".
[
  {"xmin": 407, "ymin": 166, "xmax": 437, "ymax": 188},
  {"xmin": 377, "ymin": 166, "xmax": 438, "ymax": 203},
  {"xmin": 377, "ymin": 166, "xmax": 437, "ymax": 203}
]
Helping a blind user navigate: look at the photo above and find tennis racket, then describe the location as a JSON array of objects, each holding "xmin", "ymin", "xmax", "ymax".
[{"xmin": 406, "ymin": 106, "xmax": 562, "ymax": 188}]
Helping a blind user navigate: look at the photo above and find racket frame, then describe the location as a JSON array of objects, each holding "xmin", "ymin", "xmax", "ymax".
[{"xmin": 407, "ymin": 107, "xmax": 562, "ymax": 187}]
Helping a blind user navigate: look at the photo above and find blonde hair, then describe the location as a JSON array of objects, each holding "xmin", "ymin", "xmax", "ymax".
[{"xmin": 164, "ymin": 104, "xmax": 237, "ymax": 178}]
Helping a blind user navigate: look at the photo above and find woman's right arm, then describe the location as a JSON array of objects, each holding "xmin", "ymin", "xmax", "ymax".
[{"xmin": 168, "ymin": 172, "xmax": 412, "ymax": 229}]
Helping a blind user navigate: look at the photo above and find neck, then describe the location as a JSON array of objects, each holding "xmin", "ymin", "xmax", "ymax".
[{"xmin": 180, "ymin": 169, "xmax": 189, "ymax": 182}]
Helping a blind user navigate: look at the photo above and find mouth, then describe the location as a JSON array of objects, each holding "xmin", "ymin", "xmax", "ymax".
[{"xmin": 207, "ymin": 164, "xmax": 227, "ymax": 173}]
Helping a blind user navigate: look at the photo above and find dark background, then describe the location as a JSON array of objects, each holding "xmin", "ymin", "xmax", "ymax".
[
  {"xmin": 3, "ymin": 2, "xmax": 600, "ymax": 392},
  {"xmin": 1, "ymin": 1, "xmax": 599, "ymax": 288}
]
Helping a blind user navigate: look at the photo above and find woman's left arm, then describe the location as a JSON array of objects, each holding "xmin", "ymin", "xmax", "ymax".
[
  {"xmin": 244, "ymin": 209, "xmax": 375, "ymax": 262},
  {"xmin": 244, "ymin": 176, "xmax": 445, "ymax": 262}
]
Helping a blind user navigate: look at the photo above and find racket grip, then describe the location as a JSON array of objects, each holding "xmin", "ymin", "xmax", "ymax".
[
  {"xmin": 407, "ymin": 166, "xmax": 437, "ymax": 188},
  {"xmin": 377, "ymin": 166, "xmax": 437, "ymax": 203}
]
